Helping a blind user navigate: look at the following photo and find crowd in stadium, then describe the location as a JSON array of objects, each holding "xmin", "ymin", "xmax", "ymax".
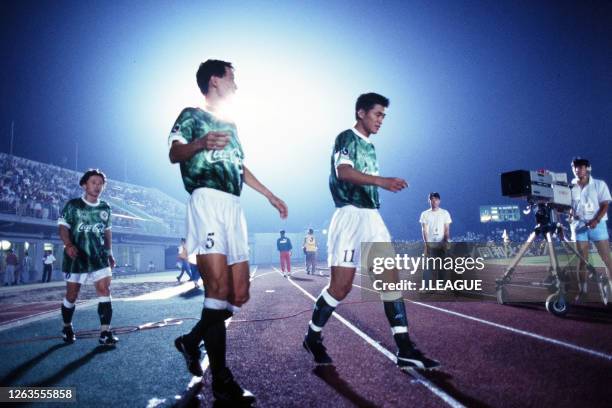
[{"xmin": 0, "ymin": 153, "xmax": 185, "ymax": 235}]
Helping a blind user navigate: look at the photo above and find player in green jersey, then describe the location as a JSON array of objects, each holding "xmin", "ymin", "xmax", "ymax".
[
  {"xmin": 169, "ymin": 59, "xmax": 287, "ymax": 405},
  {"xmin": 57, "ymin": 169, "xmax": 118, "ymax": 346},
  {"xmin": 303, "ymin": 93, "xmax": 440, "ymax": 370}
]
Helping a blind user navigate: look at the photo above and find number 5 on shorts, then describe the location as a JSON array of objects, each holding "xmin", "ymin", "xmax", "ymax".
[{"xmin": 206, "ymin": 232, "xmax": 215, "ymax": 249}]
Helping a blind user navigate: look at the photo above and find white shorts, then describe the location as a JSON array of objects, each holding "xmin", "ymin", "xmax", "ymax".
[
  {"xmin": 327, "ymin": 205, "xmax": 392, "ymax": 268},
  {"xmin": 64, "ymin": 267, "xmax": 112, "ymax": 284},
  {"xmin": 186, "ymin": 187, "xmax": 249, "ymax": 266}
]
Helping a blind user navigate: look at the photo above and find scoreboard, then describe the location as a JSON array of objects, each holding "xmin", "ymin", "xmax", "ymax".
[{"xmin": 480, "ymin": 205, "xmax": 521, "ymax": 223}]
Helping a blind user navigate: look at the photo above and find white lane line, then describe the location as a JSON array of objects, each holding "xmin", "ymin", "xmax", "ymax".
[
  {"xmin": 353, "ymin": 283, "xmax": 612, "ymax": 362},
  {"xmin": 274, "ymin": 267, "xmax": 465, "ymax": 408}
]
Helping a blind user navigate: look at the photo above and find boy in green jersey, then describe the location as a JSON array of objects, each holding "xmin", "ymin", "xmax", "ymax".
[
  {"xmin": 303, "ymin": 93, "xmax": 440, "ymax": 371},
  {"xmin": 57, "ymin": 169, "xmax": 118, "ymax": 346},
  {"xmin": 169, "ymin": 59, "xmax": 287, "ymax": 405}
]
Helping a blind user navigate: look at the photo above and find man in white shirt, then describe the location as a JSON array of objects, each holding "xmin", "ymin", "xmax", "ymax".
[
  {"xmin": 420, "ymin": 192, "xmax": 452, "ymax": 286},
  {"xmin": 569, "ymin": 157, "xmax": 612, "ymax": 300},
  {"xmin": 42, "ymin": 250, "xmax": 56, "ymax": 283}
]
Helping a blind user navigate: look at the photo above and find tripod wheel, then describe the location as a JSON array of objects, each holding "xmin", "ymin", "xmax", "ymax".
[
  {"xmin": 496, "ymin": 286, "xmax": 508, "ymax": 305},
  {"xmin": 545, "ymin": 293, "xmax": 569, "ymax": 317}
]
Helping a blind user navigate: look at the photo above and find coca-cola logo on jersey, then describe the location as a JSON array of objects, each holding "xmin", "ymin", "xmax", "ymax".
[
  {"xmin": 204, "ymin": 148, "xmax": 242, "ymax": 165},
  {"xmin": 77, "ymin": 222, "xmax": 105, "ymax": 233}
]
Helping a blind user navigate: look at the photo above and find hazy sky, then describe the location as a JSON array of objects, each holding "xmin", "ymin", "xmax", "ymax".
[{"xmin": 1, "ymin": 0, "xmax": 611, "ymax": 239}]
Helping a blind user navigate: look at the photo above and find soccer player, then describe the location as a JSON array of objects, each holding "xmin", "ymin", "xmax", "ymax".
[
  {"xmin": 302, "ymin": 93, "xmax": 440, "ymax": 370},
  {"xmin": 168, "ymin": 59, "xmax": 287, "ymax": 404},
  {"xmin": 57, "ymin": 169, "xmax": 118, "ymax": 346},
  {"xmin": 569, "ymin": 157, "xmax": 612, "ymax": 301}
]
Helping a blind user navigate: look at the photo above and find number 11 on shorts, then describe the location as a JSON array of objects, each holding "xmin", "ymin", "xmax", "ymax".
[{"xmin": 343, "ymin": 249, "xmax": 355, "ymax": 263}]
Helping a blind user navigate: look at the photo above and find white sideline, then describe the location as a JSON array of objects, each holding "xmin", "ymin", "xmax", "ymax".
[
  {"xmin": 276, "ymin": 267, "xmax": 465, "ymax": 408},
  {"xmin": 353, "ymin": 283, "xmax": 612, "ymax": 362}
]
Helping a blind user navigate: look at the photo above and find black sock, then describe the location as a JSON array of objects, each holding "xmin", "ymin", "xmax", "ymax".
[
  {"xmin": 383, "ymin": 299, "xmax": 410, "ymax": 350},
  {"xmin": 307, "ymin": 291, "xmax": 338, "ymax": 338},
  {"xmin": 61, "ymin": 302, "xmax": 75, "ymax": 325},
  {"xmin": 204, "ymin": 320, "xmax": 227, "ymax": 378},
  {"xmin": 98, "ymin": 302, "xmax": 112, "ymax": 326},
  {"xmin": 187, "ymin": 307, "xmax": 232, "ymax": 347}
]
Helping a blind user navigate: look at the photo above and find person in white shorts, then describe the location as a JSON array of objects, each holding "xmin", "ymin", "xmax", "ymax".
[
  {"xmin": 302, "ymin": 92, "xmax": 440, "ymax": 370},
  {"xmin": 57, "ymin": 169, "xmax": 118, "ymax": 346},
  {"xmin": 168, "ymin": 59, "xmax": 287, "ymax": 405}
]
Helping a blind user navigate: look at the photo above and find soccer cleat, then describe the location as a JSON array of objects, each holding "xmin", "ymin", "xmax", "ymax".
[
  {"xmin": 212, "ymin": 368, "xmax": 256, "ymax": 405},
  {"xmin": 99, "ymin": 330, "xmax": 119, "ymax": 346},
  {"xmin": 397, "ymin": 344, "xmax": 440, "ymax": 370},
  {"xmin": 174, "ymin": 335, "xmax": 204, "ymax": 377},
  {"xmin": 62, "ymin": 325, "xmax": 76, "ymax": 344},
  {"xmin": 303, "ymin": 334, "xmax": 333, "ymax": 365}
]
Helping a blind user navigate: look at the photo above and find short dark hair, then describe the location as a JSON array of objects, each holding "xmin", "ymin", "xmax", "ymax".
[
  {"xmin": 280, "ymin": 230, "xmax": 286, "ymax": 235},
  {"xmin": 572, "ymin": 156, "xmax": 590, "ymax": 168},
  {"xmin": 80, "ymin": 169, "xmax": 107, "ymax": 186},
  {"xmin": 429, "ymin": 192, "xmax": 440, "ymax": 199},
  {"xmin": 196, "ymin": 59, "xmax": 233, "ymax": 95},
  {"xmin": 355, "ymin": 93, "xmax": 389, "ymax": 120}
]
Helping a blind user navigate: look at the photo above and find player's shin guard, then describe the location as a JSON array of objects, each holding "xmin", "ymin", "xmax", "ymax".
[
  {"xmin": 307, "ymin": 288, "xmax": 339, "ymax": 339},
  {"xmin": 98, "ymin": 297, "xmax": 112, "ymax": 330},
  {"xmin": 383, "ymin": 296, "xmax": 410, "ymax": 349},
  {"xmin": 61, "ymin": 298, "xmax": 76, "ymax": 325}
]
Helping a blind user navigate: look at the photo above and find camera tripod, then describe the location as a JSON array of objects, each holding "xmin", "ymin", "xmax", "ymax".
[{"xmin": 495, "ymin": 203, "xmax": 609, "ymax": 317}]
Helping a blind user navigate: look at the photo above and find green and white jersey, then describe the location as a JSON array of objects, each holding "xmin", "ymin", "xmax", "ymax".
[
  {"xmin": 58, "ymin": 197, "xmax": 112, "ymax": 273},
  {"xmin": 168, "ymin": 107, "xmax": 245, "ymax": 196},
  {"xmin": 329, "ymin": 128, "xmax": 380, "ymax": 209}
]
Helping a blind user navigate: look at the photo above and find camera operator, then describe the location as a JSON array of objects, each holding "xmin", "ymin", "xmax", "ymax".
[{"xmin": 569, "ymin": 157, "xmax": 612, "ymax": 300}]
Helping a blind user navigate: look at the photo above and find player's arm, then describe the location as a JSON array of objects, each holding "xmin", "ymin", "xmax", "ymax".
[
  {"xmin": 59, "ymin": 225, "xmax": 78, "ymax": 259},
  {"xmin": 169, "ymin": 132, "xmax": 231, "ymax": 163},
  {"xmin": 336, "ymin": 164, "xmax": 407, "ymax": 192},
  {"xmin": 243, "ymin": 165, "xmax": 288, "ymax": 219}
]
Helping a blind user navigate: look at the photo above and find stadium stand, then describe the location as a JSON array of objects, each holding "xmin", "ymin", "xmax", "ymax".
[{"xmin": 0, "ymin": 152, "xmax": 185, "ymax": 236}]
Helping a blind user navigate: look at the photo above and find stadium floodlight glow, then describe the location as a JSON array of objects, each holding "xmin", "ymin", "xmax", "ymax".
[
  {"xmin": 0, "ymin": 240, "xmax": 11, "ymax": 250},
  {"xmin": 24, "ymin": 241, "xmax": 30, "ymax": 251}
]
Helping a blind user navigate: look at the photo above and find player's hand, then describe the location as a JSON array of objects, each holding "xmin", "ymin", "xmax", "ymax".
[
  {"xmin": 379, "ymin": 177, "xmax": 408, "ymax": 192},
  {"xmin": 269, "ymin": 195, "xmax": 288, "ymax": 219},
  {"xmin": 108, "ymin": 255, "xmax": 116, "ymax": 269},
  {"xmin": 199, "ymin": 131, "xmax": 231, "ymax": 150},
  {"xmin": 65, "ymin": 244, "xmax": 79, "ymax": 259}
]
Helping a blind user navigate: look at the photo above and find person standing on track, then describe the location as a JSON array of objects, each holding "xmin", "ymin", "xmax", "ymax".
[
  {"xmin": 419, "ymin": 192, "xmax": 452, "ymax": 288},
  {"xmin": 168, "ymin": 59, "xmax": 287, "ymax": 405},
  {"xmin": 569, "ymin": 157, "xmax": 612, "ymax": 301},
  {"xmin": 57, "ymin": 169, "xmax": 118, "ymax": 346},
  {"xmin": 277, "ymin": 230, "xmax": 293, "ymax": 277},
  {"xmin": 302, "ymin": 92, "xmax": 440, "ymax": 370},
  {"xmin": 42, "ymin": 250, "xmax": 55, "ymax": 283},
  {"xmin": 303, "ymin": 228, "xmax": 319, "ymax": 275}
]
